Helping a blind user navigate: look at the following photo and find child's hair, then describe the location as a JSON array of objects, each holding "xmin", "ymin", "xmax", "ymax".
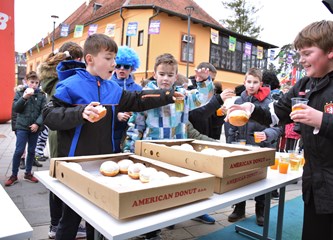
[
  {"xmin": 115, "ymin": 46, "xmax": 140, "ymax": 71},
  {"xmin": 154, "ymin": 53, "xmax": 178, "ymax": 72},
  {"xmin": 83, "ymin": 33, "xmax": 118, "ymax": 59},
  {"xmin": 245, "ymin": 67, "xmax": 262, "ymax": 82},
  {"xmin": 26, "ymin": 71, "xmax": 38, "ymax": 81},
  {"xmin": 293, "ymin": 20, "xmax": 333, "ymax": 52},
  {"xmin": 196, "ymin": 62, "xmax": 217, "ymax": 74},
  {"xmin": 43, "ymin": 42, "xmax": 83, "ymax": 67},
  {"xmin": 174, "ymin": 73, "xmax": 187, "ymax": 86},
  {"xmin": 262, "ymin": 70, "xmax": 280, "ymax": 90}
]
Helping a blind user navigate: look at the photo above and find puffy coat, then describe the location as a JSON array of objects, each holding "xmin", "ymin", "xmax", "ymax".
[
  {"xmin": 12, "ymin": 86, "xmax": 46, "ymax": 132},
  {"xmin": 251, "ymin": 71, "xmax": 333, "ymax": 214},
  {"xmin": 228, "ymin": 88, "xmax": 282, "ymax": 148}
]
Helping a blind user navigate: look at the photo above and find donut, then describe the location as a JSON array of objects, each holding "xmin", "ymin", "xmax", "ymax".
[
  {"xmin": 100, "ymin": 161, "xmax": 119, "ymax": 177},
  {"xmin": 128, "ymin": 163, "xmax": 146, "ymax": 179},
  {"xmin": 180, "ymin": 143, "xmax": 194, "ymax": 151},
  {"xmin": 65, "ymin": 162, "xmax": 82, "ymax": 171},
  {"xmin": 228, "ymin": 110, "xmax": 249, "ymax": 127},
  {"xmin": 150, "ymin": 171, "xmax": 170, "ymax": 183},
  {"xmin": 90, "ymin": 105, "xmax": 107, "ymax": 122},
  {"xmin": 200, "ymin": 148, "xmax": 217, "ymax": 155},
  {"xmin": 139, "ymin": 167, "xmax": 158, "ymax": 183},
  {"xmin": 117, "ymin": 159, "xmax": 134, "ymax": 174}
]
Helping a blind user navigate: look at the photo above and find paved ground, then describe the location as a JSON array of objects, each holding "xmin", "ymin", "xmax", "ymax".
[{"xmin": 0, "ymin": 121, "xmax": 302, "ymax": 240}]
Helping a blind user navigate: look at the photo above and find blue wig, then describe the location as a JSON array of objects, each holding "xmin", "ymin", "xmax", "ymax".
[{"xmin": 115, "ymin": 46, "xmax": 140, "ymax": 71}]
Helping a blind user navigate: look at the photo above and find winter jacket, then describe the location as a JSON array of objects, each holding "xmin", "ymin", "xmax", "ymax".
[
  {"xmin": 251, "ymin": 71, "xmax": 333, "ymax": 214},
  {"xmin": 111, "ymin": 73, "xmax": 142, "ymax": 153},
  {"xmin": 43, "ymin": 61, "xmax": 175, "ymax": 157},
  {"xmin": 38, "ymin": 60, "xmax": 85, "ymax": 158},
  {"xmin": 228, "ymin": 87, "xmax": 282, "ymax": 147},
  {"xmin": 123, "ymin": 79, "xmax": 214, "ymax": 152},
  {"xmin": 13, "ymin": 86, "xmax": 46, "ymax": 132}
]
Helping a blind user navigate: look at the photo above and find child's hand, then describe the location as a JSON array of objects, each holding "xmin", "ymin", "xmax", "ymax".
[
  {"xmin": 221, "ymin": 88, "xmax": 235, "ymax": 102},
  {"xmin": 29, "ymin": 123, "xmax": 39, "ymax": 132},
  {"xmin": 172, "ymin": 91, "xmax": 185, "ymax": 101},
  {"xmin": 194, "ymin": 68, "xmax": 210, "ymax": 82},
  {"xmin": 117, "ymin": 112, "xmax": 132, "ymax": 122},
  {"xmin": 23, "ymin": 88, "xmax": 34, "ymax": 99},
  {"xmin": 290, "ymin": 105, "xmax": 323, "ymax": 129},
  {"xmin": 82, "ymin": 102, "xmax": 101, "ymax": 123}
]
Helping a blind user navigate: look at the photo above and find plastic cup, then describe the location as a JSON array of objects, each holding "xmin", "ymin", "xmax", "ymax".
[
  {"xmin": 279, "ymin": 161, "xmax": 289, "ymax": 174},
  {"xmin": 238, "ymin": 139, "xmax": 246, "ymax": 145},
  {"xmin": 254, "ymin": 132, "xmax": 262, "ymax": 143},
  {"xmin": 175, "ymin": 97, "xmax": 184, "ymax": 112},
  {"xmin": 270, "ymin": 153, "xmax": 280, "ymax": 170},
  {"xmin": 290, "ymin": 158, "xmax": 301, "ymax": 171},
  {"xmin": 291, "ymin": 98, "xmax": 308, "ymax": 111}
]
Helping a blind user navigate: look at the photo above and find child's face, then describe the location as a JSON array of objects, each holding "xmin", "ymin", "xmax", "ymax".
[
  {"xmin": 154, "ymin": 63, "xmax": 177, "ymax": 89},
  {"xmin": 88, "ymin": 49, "xmax": 116, "ymax": 79},
  {"xmin": 26, "ymin": 79, "xmax": 40, "ymax": 90},
  {"xmin": 244, "ymin": 74, "xmax": 261, "ymax": 96},
  {"xmin": 298, "ymin": 46, "xmax": 333, "ymax": 78}
]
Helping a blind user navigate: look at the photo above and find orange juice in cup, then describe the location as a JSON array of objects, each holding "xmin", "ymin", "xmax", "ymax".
[
  {"xmin": 279, "ymin": 161, "xmax": 289, "ymax": 174},
  {"xmin": 271, "ymin": 158, "xmax": 279, "ymax": 170},
  {"xmin": 291, "ymin": 97, "xmax": 308, "ymax": 111},
  {"xmin": 254, "ymin": 132, "xmax": 262, "ymax": 143},
  {"xmin": 216, "ymin": 107, "xmax": 223, "ymax": 116}
]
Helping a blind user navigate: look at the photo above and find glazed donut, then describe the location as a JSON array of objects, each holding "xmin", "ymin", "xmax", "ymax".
[
  {"xmin": 128, "ymin": 163, "xmax": 146, "ymax": 179},
  {"xmin": 139, "ymin": 167, "xmax": 158, "ymax": 183},
  {"xmin": 117, "ymin": 159, "xmax": 134, "ymax": 174},
  {"xmin": 90, "ymin": 105, "xmax": 107, "ymax": 122},
  {"xmin": 100, "ymin": 161, "xmax": 119, "ymax": 177},
  {"xmin": 65, "ymin": 162, "xmax": 83, "ymax": 171}
]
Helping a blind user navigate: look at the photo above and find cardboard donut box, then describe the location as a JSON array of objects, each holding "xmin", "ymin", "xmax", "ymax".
[
  {"xmin": 134, "ymin": 139, "xmax": 275, "ymax": 194},
  {"xmin": 49, "ymin": 153, "xmax": 215, "ymax": 219}
]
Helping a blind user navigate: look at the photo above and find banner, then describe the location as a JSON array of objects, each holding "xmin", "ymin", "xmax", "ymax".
[
  {"xmin": 210, "ymin": 28, "xmax": 219, "ymax": 44},
  {"xmin": 257, "ymin": 46, "xmax": 263, "ymax": 59},
  {"xmin": 36, "ymin": 43, "xmax": 40, "ymax": 52},
  {"xmin": 0, "ymin": 0, "xmax": 15, "ymax": 122},
  {"xmin": 105, "ymin": 23, "xmax": 115, "ymax": 37},
  {"xmin": 270, "ymin": 49, "xmax": 275, "ymax": 61},
  {"xmin": 60, "ymin": 24, "xmax": 70, "ymax": 37},
  {"xmin": 126, "ymin": 22, "xmax": 138, "ymax": 36},
  {"xmin": 47, "ymin": 32, "xmax": 51, "ymax": 44},
  {"xmin": 74, "ymin": 25, "xmax": 84, "ymax": 38},
  {"xmin": 244, "ymin": 42, "xmax": 252, "ymax": 56},
  {"xmin": 88, "ymin": 24, "xmax": 98, "ymax": 36},
  {"xmin": 229, "ymin": 36, "xmax": 236, "ymax": 52},
  {"xmin": 148, "ymin": 20, "xmax": 160, "ymax": 34}
]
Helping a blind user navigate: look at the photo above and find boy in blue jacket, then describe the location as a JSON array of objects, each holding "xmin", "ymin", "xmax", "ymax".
[{"xmin": 43, "ymin": 34, "xmax": 182, "ymax": 240}]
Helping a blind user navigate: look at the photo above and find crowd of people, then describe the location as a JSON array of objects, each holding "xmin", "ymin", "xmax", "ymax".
[{"xmin": 4, "ymin": 19, "xmax": 333, "ymax": 240}]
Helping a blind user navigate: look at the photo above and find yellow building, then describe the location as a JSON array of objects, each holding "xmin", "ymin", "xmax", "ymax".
[{"xmin": 26, "ymin": 0, "xmax": 277, "ymax": 89}]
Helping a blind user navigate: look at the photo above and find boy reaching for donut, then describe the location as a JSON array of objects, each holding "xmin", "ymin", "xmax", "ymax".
[{"xmin": 42, "ymin": 34, "xmax": 182, "ymax": 240}]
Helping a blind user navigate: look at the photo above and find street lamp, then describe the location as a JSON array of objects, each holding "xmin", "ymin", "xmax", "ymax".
[
  {"xmin": 51, "ymin": 15, "xmax": 59, "ymax": 53},
  {"xmin": 185, "ymin": 6, "xmax": 194, "ymax": 79}
]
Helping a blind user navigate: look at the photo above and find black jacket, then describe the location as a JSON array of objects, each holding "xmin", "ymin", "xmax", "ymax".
[{"xmin": 252, "ymin": 71, "xmax": 333, "ymax": 214}]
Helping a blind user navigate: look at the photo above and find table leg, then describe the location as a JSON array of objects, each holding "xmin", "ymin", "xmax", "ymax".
[
  {"xmin": 276, "ymin": 186, "xmax": 286, "ymax": 240},
  {"xmin": 234, "ymin": 192, "xmax": 273, "ymax": 240}
]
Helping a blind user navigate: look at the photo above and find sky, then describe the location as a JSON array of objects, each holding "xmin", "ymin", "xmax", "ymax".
[{"xmin": 14, "ymin": 0, "xmax": 333, "ymax": 53}]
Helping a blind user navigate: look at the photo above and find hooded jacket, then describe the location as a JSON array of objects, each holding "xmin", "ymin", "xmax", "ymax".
[
  {"xmin": 43, "ymin": 61, "xmax": 175, "ymax": 157},
  {"xmin": 12, "ymin": 85, "xmax": 46, "ymax": 132},
  {"xmin": 228, "ymin": 87, "xmax": 282, "ymax": 147},
  {"xmin": 37, "ymin": 60, "xmax": 85, "ymax": 158},
  {"xmin": 251, "ymin": 71, "xmax": 333, "ymax": 214}
]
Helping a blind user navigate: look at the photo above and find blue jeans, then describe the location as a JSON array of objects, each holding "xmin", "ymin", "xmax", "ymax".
[{"xmin": 12, "ymin": 129, "xmax": 39, "ymax": 176}]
